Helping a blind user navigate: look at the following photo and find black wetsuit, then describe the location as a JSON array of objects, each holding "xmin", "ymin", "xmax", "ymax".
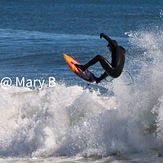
[{"xmin": 83, "ymin": 33, "xmax": 126, "ymax": 83}]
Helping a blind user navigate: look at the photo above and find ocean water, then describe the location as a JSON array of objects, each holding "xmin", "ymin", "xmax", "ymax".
[{"xmin": 0, "ymin": 0, "xmax": 163, "ymax": 162}]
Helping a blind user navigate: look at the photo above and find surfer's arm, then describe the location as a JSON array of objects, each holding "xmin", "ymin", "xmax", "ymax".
[{"xmin": 100, "ymin": 33, "xmax": 116, "ymax": 47}]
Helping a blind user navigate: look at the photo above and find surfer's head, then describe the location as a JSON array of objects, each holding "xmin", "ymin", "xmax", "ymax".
[{"xmin": 107, "ymin": 44, "xmax": 112, "ymax": 52}]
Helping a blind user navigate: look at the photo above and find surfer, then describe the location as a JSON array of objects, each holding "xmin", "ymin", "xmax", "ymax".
[{"xmin": 76, "ymin": 33, "xmax": 126, "ymax": 83}]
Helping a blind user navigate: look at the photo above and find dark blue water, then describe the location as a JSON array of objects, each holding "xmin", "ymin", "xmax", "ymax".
[
  {"xmin": 0, "ymin": 1, "xmax": 163, "ymax": 162},
  {"xmin": 0, "ymin": 0, "xmax": 162, "ymax": 83}
]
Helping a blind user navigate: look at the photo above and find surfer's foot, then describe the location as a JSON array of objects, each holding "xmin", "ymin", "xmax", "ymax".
[
  {"xmin": 90, "ymin": 74, "xmax": 100, "ymax": 84},
  {"xmin": 94, "ymin": 74, "xmax": 104, "ymax": 84},
  {"xmin": 75, "ymin": 64, "xmax": 86, "ymax": 71},
  {"xmin": 95, "ymin": 77, "xmax": 102, "ymax": 84},
  {"xmin": 92, "ymin": 75, "xmax": 99, "ymax": 83}
]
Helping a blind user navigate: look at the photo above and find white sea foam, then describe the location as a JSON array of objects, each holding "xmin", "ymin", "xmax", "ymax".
[{"xmin": 0, "ymin": 29, "xmax": 162, "ymax": 158}]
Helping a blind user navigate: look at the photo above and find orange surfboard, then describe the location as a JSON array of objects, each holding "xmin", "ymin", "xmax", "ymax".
[{"xmin": 64, "ymin": 54, "xmax": 95, "ymax": 82}]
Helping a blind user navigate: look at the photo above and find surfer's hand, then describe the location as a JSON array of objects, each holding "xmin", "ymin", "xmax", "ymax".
[{"xmin": 100, "ymin": 33, "xmax": 104, "ymax": 38}]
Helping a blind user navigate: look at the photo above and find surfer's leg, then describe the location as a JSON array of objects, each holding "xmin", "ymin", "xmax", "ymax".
[
  {"xmin": 84, "ymin": 55, "xmax": 115, "ymax": 75},
  {"xmin": 75, "ymin": 55, "xmax": 103, "ymax": 71},
  {"xmin": 76, "ymin": 55, "xmax": 115, "ymax": 78},
  {"xmin": 84, "ymin": 55, "xmax": 104, "ymax": 68}
]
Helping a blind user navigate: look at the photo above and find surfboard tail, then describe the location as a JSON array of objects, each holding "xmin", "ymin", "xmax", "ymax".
[{"xmin": 64, "ymin": 54, "xmax": 95, "ymax": 83}]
